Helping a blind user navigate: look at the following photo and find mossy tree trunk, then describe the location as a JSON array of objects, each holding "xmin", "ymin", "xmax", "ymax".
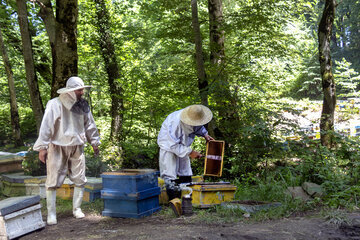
[{"xmin": 318, "ymin": 0, "xmax": 337, "ymax": 148}]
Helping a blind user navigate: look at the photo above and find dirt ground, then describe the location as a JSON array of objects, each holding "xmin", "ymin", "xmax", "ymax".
[{"xmin": 18, "ymin": 208, "xmax": 360, "ymax": 240}]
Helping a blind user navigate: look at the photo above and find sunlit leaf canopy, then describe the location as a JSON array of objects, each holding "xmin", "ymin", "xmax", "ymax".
[{"xmin": 1, "ymin": 0, "xmax": 360, "ymax": 178}]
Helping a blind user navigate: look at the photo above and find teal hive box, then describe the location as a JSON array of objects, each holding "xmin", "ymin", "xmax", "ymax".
[
  {"xmin": 101, "ymin": 187, "xmax": 161, "ymax": 218},
  {"xmin": 101, "ymin": 169, "xmax": 161, "ymax": 218}
]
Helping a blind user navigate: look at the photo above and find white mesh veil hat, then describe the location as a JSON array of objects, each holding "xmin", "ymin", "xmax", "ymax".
[
  {"xmin": 56, "ymin": 76, "xmax": 92, "ymax": 94},
  {"xmin": 180, "ymin": 105, "xmax": 213, "ymax": 126}
]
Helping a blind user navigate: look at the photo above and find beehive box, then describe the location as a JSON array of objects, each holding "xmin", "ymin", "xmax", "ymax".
[
  {"xmin": 101, "ymin": 169, "xmax": 159, "ymax": 194},
  {"xmin": 24, "ymin": 177, "xmax": 47, "ymax": 199},
  {"xmin": 158, "ymin": 175, "xmax": 203, "ymax": 204},
  {"xmin": 0, "ymin": 195, "xmax": 45, "ymax": 239},
  {"xmin": 84, "ymin": 177, "xmax": 102, "ymax": 202},
  {"xmin": 2, "ymin": 182, "xmax": 26, "ymax": 197},
  {"xmin": 204, "ymin": 141, "xmax": 225, "ymax": 177},
  {"xmin": 0, "ymin": 155, "xmax": 23, "ymax": 174},
  {"xmin": 1, "ymin": 173, "xmax": 47, "ymax": 198},
  {"xmin": 56, "ymin": 178, "xmax": 74, "ymax": 200},
  {"xmin": 101, "ymin": 169, "xmax": 161, "ymax": 218},
  {"xmin": 190, "ymin": 183, "xmax": 236, "ymax": 208},
  {"xmin": 101, "ymin": 186, "xmax": 161, "ymax": 218}
]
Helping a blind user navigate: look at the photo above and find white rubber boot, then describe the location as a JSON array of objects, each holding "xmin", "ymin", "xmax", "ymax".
[
  {"xmin": 46, "ymin": 190, "xmax": 57, "ymax": 225},
  {"xmin": 73, "ymin": 187, "xmax": 85, "ymax": 219}
]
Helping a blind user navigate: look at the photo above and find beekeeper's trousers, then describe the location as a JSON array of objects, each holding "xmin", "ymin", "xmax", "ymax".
[
  {"xmin": 46, "ymin": 144, "xmax": 87, "ymax": 190},
  {"xmin": 159, "ymin": 149, "xmax": 193, "ymax": 200}
]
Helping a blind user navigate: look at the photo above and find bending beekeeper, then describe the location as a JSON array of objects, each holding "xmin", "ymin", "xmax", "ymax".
[
  {"xmin": 33, "ymin": 76, "xmax": 100, "ymax": 225},
  {"xmin": 157, "ymin": 105, "xmax": 214, "ymax": 201}
]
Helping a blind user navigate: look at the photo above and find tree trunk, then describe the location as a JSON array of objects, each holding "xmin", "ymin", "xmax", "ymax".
[
  {"xmin": 0, "ymin": 28, "xmax": 24, "ymax": 147},
  {"xmin": 208, "ymin": 0, "xmax": 238, "ymax": 140},
  {"xmin": 34, "ymin": 0, "xmax": 55, "ymax": 86},
  {"xmin": 318, "ymin": 0, "xmax": 337, "ymax": 148},
  {"xmin": 191, "ymin": 0, "xmax": 209, "ymax": 107},
  {"xmin": 52, "ymin": 0, "xmax": 78, "ymax": 97},
  {"xmin": 36, "ymin": 0, "xmax": 55, "ymax": 44},
  {"xmin": 94, "ymin": 0, "xmax": 124, "ymax": 142},
  {"xmin": 208, "ymin": 0, "xmax": 225, "ymax": 68},
  {"xmin": 16, "ymin": 0, "xmax": 44, "ymax": 132}
]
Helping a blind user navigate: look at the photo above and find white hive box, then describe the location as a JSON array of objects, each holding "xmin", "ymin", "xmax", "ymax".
[{"xmin": 0, "ymin": 195, "xmax": 45, "ymax": 239}]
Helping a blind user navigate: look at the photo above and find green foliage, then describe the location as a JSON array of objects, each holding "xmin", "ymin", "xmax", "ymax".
[
  {"xmin": 85, "ymin": 155, "xmax": 108, "ymax": 177},
  {"xmin": 2, "ymin": 0, "xmax": 360, "ymax": 217},
  {"xmin": 334, "ymin": 58, "xmax": 360, "ymax": 98},
  {"xmin": 0, "ymin": 104, "xmax": 12, "ymax": 144},
  {"xmin": 22, "ymin": 150, "xmax": 46, "ymax": 176}
]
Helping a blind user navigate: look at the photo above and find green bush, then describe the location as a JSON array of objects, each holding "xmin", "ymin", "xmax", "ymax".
[{"xmin": 22, "ymin": 150, "xmax": 46, "ymax": 176}]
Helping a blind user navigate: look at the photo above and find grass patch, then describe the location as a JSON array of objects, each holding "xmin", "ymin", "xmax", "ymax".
[{"xmin": 40, "ymin": 198, "xmax": 104, "ymax": 217}]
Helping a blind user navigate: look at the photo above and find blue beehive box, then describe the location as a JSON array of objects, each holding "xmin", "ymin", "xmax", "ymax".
[
  {"xmin": 101, "ymin": 186, "xmax": 161, "ymax": 218},
  {"xmin": 101, "ymin": 169, "xmax": 161, "ymax": 218},
  {"xmin": 101, "ymin": 169, "xmax": 159, "ymax": 194}
]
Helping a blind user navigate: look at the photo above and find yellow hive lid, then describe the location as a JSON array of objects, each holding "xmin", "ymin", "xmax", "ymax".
[{"xmin": 191, "ymin": 183, "xmax": 237, "ymax": 191}]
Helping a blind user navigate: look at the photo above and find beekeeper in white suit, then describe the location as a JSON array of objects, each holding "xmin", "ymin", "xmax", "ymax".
[
  {"xmin": 157, "ymin": 105, "xmax": 214, "ymax": 201},
  {"xmin": 33, "ymin": 76, "xmax": 100, "ymax": 225}
]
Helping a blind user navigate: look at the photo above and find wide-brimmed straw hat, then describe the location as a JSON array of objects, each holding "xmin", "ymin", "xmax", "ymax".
[
  {"xmin": 180, "ymin": 105, "xmax": 213, "ymax": 126},
  {"xmin": 57, "ymin": 76, "xmax": 92, "ymax": 94}
]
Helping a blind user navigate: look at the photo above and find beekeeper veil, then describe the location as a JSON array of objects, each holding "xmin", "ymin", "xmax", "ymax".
[{"xmin": 57, "ymin": 77, "xmax": 92, "ymax": 115}]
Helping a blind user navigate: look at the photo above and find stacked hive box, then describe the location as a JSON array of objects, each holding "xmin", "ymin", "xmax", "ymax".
[
  {"xmin": 0, "ymin": 195, "xmax": 45, "ymax": 239},
  {"xmin": 56, "ymin": 178, "xmax": 74, "ymax": 200},
  {"xmin": 56, "ymin": 177, "xmax": 102, "ymax": 202},
  {"xmin": 1, "ymin": 173, "xmax": 47, "ymax": 197},
  {"xmin": 0, "ymin": 155, "xmax": 23, "ymax": 174},
  {"xmin": 101, "ymin": 169, "xmax": 161, "ymax": 218},
  {"xmin": 84, "ymin": 177, "xmax": 102, "ymax": 202}
]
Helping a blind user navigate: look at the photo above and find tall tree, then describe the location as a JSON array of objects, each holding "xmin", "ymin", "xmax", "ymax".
[
  {"xmin": 52, "ymin": 0, "xmax": 78, "ymax": 97},
  {"xmin": 34, "ymin": 0, "xmax": 55, "ymax": 86},
  {"xmin": 94, "ymin": 0, "xmax": 124, "ymax": 142},
  {"xmin": 191, "ymin": 0, "xmax": 209, "ymax": 107},
  {"xmin": 318, "ymin": 0, "xmax": 337, "ymax": 147},
  {"xmin": 16, "ymin": 0, "xmax": 44, "ymax": 132},
  {"xmin": 0, "ymin": 27, "xmax": 23, "ymax": 147},
  {"xmin": 208, "ymin": 0, "xmax": 237, "ymax": 140}
]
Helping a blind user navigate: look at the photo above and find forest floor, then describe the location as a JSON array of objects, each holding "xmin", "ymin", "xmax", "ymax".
[{"xmin": 18, "ymin": 207, "xmax": 360, "ymax": 240}]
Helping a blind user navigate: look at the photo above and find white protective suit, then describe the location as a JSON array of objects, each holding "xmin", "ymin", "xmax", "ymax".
[
  {"xmin": 33, "ymin": 91, "xmax": 100, "ymax": 189},
  {"xmin": 157, "ymin": 109, "xmax": 208, "ymax": 181}
]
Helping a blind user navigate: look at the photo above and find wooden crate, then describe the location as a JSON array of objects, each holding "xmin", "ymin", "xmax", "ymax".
[{"xmin": 204, "ymin": 140, "xmax": 225, "ymax": 177}]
